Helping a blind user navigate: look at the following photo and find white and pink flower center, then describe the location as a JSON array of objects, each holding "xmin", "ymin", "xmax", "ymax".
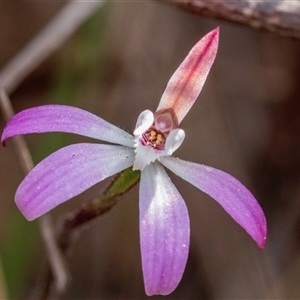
[{"xmin": 133, "ymin": 109, "xmax": 185, "ymax": 171}]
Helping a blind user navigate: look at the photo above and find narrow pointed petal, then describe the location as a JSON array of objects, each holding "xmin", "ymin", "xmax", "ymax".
[
  {"xmin": 139, "ymin": 162, "xmax": 190, "ymax": 296},
  {"xmin": 16, "ymin": 143, "xmax": 134, "ymax": 220},
  {"xmin": 1, "ymin": 105, "xmax": 134, "ymax": 147},
  {"xmin": 157, "ymin": 28, "xmax": 219, "ymax": 124},
  {"xmin": 161, "ymin": 157, "xmax": 267, "ymax": 249}
]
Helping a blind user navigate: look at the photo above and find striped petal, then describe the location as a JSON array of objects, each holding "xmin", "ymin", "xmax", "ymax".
[
  {"xmin": 156, "ymin": 28, "xmax": 219, "ymax": 124},
  {"xmin": 139, "ymin": 162, "xmax": 190, "ymax": 295},
  {"xmin": 16, "ymin": 143, "xmax": 135, "ymax": 220},
  {"xmin": 1, "ymin": 105, "xmax": 134, "ymax": 147},
  {"xmin": 161, "ymin": 157, "xmax": 267, "ymax": 249}
]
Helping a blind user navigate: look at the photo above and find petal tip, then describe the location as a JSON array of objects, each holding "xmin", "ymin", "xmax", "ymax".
[
  {"xmin": 253, "ymin": 220, "xmax": 267, "ymax": 249},
  {"xmin": 144, "ymin": 284, "xmax": 176, "ymax": 297},
  {"xmin": 15, "ymin": 198, "xmax": 37, "ymax": 221},
  {"xmin": 257, "ymin": 228, "xmax": 267, "ymax": 250},
  {"xmin": 210, "ymin": 26, "xmax": 219, "ymax": 37},
  {"xmin": 1, "ymin": 130, "xmax": 7, "ymax": 146},
  {"xmin": 212, "ymin": 26, "xmax": 220, "ymax": 35},
  {"xmin": 259, "ymin": 235, "xmax": 267, "ymax": 250},
  {"xmin": 207, "ymin": 27, "xmax": 219, "ymax": 51}
]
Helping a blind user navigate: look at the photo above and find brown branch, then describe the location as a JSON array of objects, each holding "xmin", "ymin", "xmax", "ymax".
[
  {"xmin": 165, "ymin": 0, "xmax": 300, "ymax": 40},
  {"xmin": 0, "ymin": 0, "xmax": 105, "ymax": 94}
]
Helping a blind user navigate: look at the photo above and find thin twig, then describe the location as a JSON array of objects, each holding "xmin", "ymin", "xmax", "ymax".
[
  {"xmin": 0, "ymin": 82, "xmax": 69, "ymax": 294},
  {"xmin": 165, "ymin": 0, "xmax": 300, "ymax": 40},
  {"xmin": 39, "ymin": 215, "xmax": 70, "ymax": 294},
  {"xmin": 0, "ymin": 0, "xmax": 105, "ymax": 94}
]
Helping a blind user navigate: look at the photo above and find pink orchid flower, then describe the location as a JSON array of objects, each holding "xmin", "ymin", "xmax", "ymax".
[{"xmin": 1, "ymin": 28, "xmax": 266, "ymax": 296}]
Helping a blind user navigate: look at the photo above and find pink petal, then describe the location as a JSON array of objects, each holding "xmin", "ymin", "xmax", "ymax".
[
  {"xmin": 161, "ymin": 157, "xmax": 267, "ymax": 249},
  {"xmin": 139, "ymin": 162, "xmax": 190, "ymax": 296},
  {"xmin": 16, "ymin": 143, "xmax": 134, "ymax": 220},
  {"xmin": 1, "ymin": 105, "xmax": 134, "ymax": 147},
  {"xmin": 156, "ymin": 28, "xmax": 219, "ymax": 124}
]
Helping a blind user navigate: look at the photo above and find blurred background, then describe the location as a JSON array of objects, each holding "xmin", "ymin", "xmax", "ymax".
[{"xmin": 1, "ymin": 1, "xmax": 300, "ymax": 299}]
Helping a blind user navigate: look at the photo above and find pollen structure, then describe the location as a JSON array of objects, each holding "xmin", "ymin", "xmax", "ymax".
[{"xmin": 143, "ymin": 129, "xmax": 165, "ymax": 150}]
